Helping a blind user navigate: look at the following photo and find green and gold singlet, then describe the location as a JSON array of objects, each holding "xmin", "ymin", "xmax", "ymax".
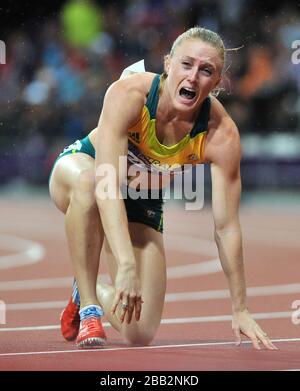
[
  {"xmin": 127, "ymin": 74, "xmax": 210, "ymax": 174},
  {"xmin": 50, "ymin": 74, "xmax": 211, "ymax": 233}
]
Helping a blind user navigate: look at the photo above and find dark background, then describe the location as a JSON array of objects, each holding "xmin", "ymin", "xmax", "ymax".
[{"xmin": 1, "ymin": 0, "xmax": 300, "ymax": 196}]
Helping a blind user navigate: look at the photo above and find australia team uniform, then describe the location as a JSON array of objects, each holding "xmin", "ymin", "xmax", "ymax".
[{"xmin": 50, "ymin": 74, "xmax": 211, "ymax": 233}]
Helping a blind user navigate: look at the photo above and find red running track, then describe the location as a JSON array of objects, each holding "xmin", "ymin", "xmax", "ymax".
[{"xmin": 0, "ymin": 198, "xmax": 299, "ymax": 371}]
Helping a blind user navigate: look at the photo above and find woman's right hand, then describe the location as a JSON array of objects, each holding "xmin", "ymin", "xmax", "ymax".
[{"xmin": 111, "ymin": 264, "xmax": 143, "ymax": 324}]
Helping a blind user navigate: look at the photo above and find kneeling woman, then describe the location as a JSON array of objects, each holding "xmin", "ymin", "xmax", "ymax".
[{"xmin": 49, "ymin": 27, "xmax": 276, "ymax": 350}]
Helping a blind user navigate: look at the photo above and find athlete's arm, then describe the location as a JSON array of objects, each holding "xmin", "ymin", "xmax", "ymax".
[
  {"xmin": 94, "ymin": 76, "xmax": 147, "ymax": 323},
  {"xmin": 209, "ymin": 120, "xmax": 246, "ymax": 310},
  {"xmin": 205, "ymin": 102, "xmax": 276, "ymax": 350}
]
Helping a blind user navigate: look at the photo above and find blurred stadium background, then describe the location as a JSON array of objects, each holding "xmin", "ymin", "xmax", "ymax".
[{"xmin": 0, "ymin": 0, "xmax": 299, "ymax": 205}]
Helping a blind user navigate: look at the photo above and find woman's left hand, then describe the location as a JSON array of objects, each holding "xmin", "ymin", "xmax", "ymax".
[{"xmin": 232, "ymin": 308, "xmax": 278, "ymax": 350}]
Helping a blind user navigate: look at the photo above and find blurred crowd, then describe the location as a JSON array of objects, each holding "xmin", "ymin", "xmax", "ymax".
[{"xmin": 1, "ymin": 0, "xmax": 300, "ymax": 184}]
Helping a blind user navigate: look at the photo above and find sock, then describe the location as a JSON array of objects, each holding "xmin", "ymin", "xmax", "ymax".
[
  {"xmin": 72, "ymin": 279, "xmax": 80, "ymax": 306},
  {"xmin": 79, "ymin": 305, "xmax": 104, "ymax": 321}
]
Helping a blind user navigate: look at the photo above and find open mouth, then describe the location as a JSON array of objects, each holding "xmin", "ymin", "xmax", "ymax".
[{"xmin": 179, "ymin": 87, "xmax": 196, "ymax": 100}]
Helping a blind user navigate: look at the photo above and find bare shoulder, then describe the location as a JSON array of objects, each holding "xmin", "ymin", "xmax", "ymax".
[
  {"xmin": 204, "ymin": 95, "xmax": 241, "ymax": 166},
  {"xmin": 99, "ymin": 72, "xmax": 157, "ymax": 127},
  {"xmin": 106, "ymin": 72, "xmax": 156, "ymax": 103}
]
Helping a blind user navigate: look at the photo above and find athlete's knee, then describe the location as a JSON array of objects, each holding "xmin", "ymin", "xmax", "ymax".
[
  {"xmin": 49, "ymin": 171, "xmax": 71, "ymax": 214},
  {"xmin": 123, "ymin": 329, "xmax": 156, "ymax": 346},
  {"xmin": 70, "ymin": 169, "xmax": 97, "ymax": 211}
]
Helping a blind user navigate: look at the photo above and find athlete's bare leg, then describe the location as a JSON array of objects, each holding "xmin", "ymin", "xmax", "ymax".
[
  {"xmin": 49, "ymin": 154, "xmax": 104, "ymax": 309},
  {"xmin": 50, "ymin": 155, "xmax": 166, "ymax": 344},
  {"xmin": 97, "ymin": 222, "xmax": 166, "ymax": 345}
]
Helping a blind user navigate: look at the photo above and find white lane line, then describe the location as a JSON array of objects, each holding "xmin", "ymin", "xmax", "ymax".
[
  {"xmin": 0, "ymin": 311, "xmax": 293, "ymax": 332},
  {"xmin": 0, "ymin": 325, "xmax": 60, "ymax": 332},
  {"xmin": 0, "ymin": 234, "xmax": 45, "ymax": 270},
  {"xmin": 164, "ymin": 234, "xmax": 222, "ymax": 276},
  {"xmin": 0, "ymin": 338, "xmax": 299, "ymax": 357},
  {"xmin": 166, "ymin": 283, "xmax": 300, "ymax": 302},
  {"xmin": 0, "ymin": 231, "xmax": 217, "ymax": 275},
  {"xmin": 0, "ymin": 261, "xmax": 219, "ymax": 293},
  {"xmin": 0, "ymin": 262, "xmax": 221, "ymax": 293},
  {"xmin": 0, "ymin": 277, "xmax": 73, "ymax": 291},
  {"xmin": 4, "ymin": 283, "xmax": 300, "ymax": 310},
  {"xmin": 0, "ymin": 234, "xmax": 220, "ymax": 287},
  {"xmin": 0, "ymin": 275, "xmax": 110, "ymax": 291},
  {"xmin": 161, "ymin": 311, "xmax": 293, "ymax": 323},
  {"xmin": 167, "ymin": 259, "xmax": 221, "ymax": 278},
  {"xmin": 6, "ymin": 301, "xmax": 67, "ymax": 310}
]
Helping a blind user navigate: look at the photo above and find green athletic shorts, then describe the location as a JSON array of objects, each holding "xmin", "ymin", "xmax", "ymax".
[{"xmin": 50, "ymin": 135, "xmax": 164, "ymax": 233}]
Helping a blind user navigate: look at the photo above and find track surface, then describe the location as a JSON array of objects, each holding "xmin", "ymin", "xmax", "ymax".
[{"xmin": 0, "ymin": 198, "xmax": 299, "ymax": 371}]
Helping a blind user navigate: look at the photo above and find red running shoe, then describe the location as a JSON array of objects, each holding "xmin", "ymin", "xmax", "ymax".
[
  {"xmin": 60, "ymin": 299, "xmax": 80, "ymax": 341},
  {"xmin": 76, "ymin": 314, "xmax": 107, "ymax": 349}
]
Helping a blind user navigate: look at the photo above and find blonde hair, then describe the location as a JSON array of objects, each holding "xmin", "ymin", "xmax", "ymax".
[
  {"xmin": 160, "ymin": 27, "xmax": 230, "ymax": 96},
  {"xmin": 170, "ymin": 26, "xmax": 226, "ymax": 68}
]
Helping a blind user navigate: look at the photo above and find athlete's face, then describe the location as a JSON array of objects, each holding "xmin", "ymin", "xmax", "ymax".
[{"xmin": 164, "ymin": 39, "xmax": 223, "ymax": 113}]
